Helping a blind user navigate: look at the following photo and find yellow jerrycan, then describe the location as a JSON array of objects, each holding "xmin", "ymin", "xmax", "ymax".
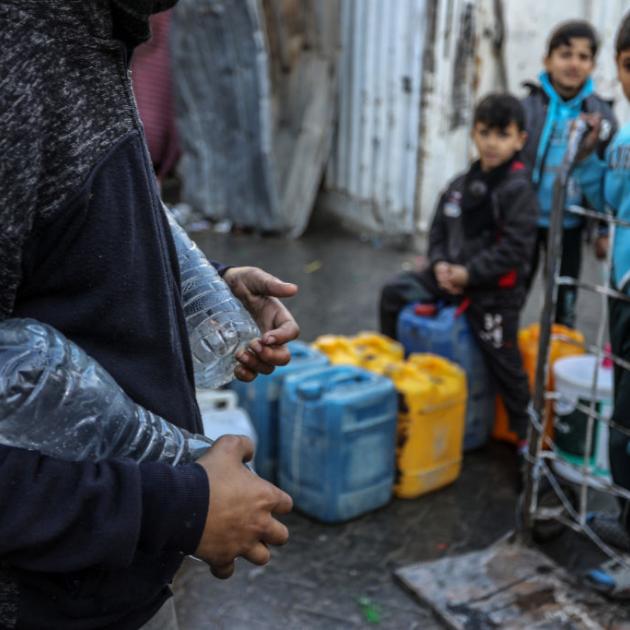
[
  {"xmin": 311, "ymin": 335, "xmax": 360, "ymax": 366},
  {"xmin": 391, "ymin": 355, "xmax": 467, "ymax": 499},
  {"xmin": 493, "ymin": 323, "xmax": 585, "ymax": 444},
  {"xmin": 351, "ymin": 332, "xmax": 404, "ymax": 374}
]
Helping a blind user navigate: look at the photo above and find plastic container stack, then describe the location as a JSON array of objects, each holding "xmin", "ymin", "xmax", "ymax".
[{"xmin": 312, "ymin": 331, "xmax": 467, "ymax": 498}]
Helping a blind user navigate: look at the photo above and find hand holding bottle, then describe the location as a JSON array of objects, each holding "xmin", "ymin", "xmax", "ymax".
[
  {"xmin": 194, "ymin": 435, "xmax": 292, "ymax": 578},
  {"xmin": 222, "ymin": 266, "xmax": 299, "ymax": 382}
]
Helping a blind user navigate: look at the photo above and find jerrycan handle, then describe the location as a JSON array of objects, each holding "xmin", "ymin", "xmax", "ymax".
[
  {"xmin": 414, "ymin": 303, "xmax": 438, "ymax": 317},
  {"xmin": 290, "ymin": 345, "xmax": 312, "ymax": 359},
  {"xmin": 297, "ymin": 370, "xmax": 368, "ymax": 400}
]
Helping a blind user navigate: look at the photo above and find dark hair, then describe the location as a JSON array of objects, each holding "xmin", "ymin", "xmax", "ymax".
[
  {"xmin": 473, "ymin": 93, "xmax": 525, "ymax": 132},
  {"xmin": 547, "ymin": 20, "xmax": 599, "ymax": 58},
  {"xmin": 616, "ymin": 12, "xmax": 630, "ymax": 55}
]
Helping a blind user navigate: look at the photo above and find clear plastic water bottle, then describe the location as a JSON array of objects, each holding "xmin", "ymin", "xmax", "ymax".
[
  {"xmin": 0, "ymin": 319, "xmax": 213, "ymax": 464},
  {"xmin": 164, "ymin": 205, "xmax": 260, "ymax": 389}
]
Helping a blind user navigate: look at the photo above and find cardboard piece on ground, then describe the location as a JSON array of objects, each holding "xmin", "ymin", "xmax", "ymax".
[{"xmin": 395, "ymin": 537, "xmax": 624, "ymax": 629}]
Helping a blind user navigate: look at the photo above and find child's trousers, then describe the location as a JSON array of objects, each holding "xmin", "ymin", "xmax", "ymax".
[
  {"xmin": 609, "ymin": 297, "xmax": 630, "ymax": 532},
  {"xmin": 527, "ymin": 226, "xmax": 583, "ymax": 329},
  {"xmin": 380, "ymin": 271, "xmax": 530, "ymax": 440}
]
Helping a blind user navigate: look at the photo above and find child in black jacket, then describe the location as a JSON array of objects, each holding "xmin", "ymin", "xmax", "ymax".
[{"xmin": 380, "ymin": 94, "xmax": 539, "ymax": 447}]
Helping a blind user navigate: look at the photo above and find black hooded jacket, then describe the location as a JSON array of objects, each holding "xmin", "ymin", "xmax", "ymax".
[{"xmin": 427, "ymin": 157, "xmax": 539, "ymax": 306}]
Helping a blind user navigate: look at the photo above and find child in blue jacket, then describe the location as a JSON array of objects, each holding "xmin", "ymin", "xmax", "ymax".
[
  {"xmin": 521, "ymin": 20, "xmax": 617, "ymax": 328},
  {"xmin": 574, "ymin": 12, "xmax": 630, "ymax": 596}
]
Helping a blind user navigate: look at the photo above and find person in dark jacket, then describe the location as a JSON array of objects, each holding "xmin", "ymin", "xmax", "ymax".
[
  {"xmin": 380, "ymin": 94, "xmax": 538, "ymax": 448},
  {"xmin": 0, "ymin": 2, "xmax": 298, "ymax": 629},
  {"xmin": 521, "ymin": 20, "xmax": 617, "ymax": 328}
]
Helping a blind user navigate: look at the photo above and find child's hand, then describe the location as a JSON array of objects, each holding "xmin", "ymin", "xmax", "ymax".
[
  {"xmin": 435, "ymin": 262, "xmax": 458, "ymax": 294},
  {"xmin": 434, "ymin": 262, "xmax": 451, "ymax": 287},
  {"xmin": 575, "ymin": 113, "xmax": 603, "ymax": 162},
  {"xmin": 435, "ymin": 262, "xmax": 467, "ymax": 295},
  {"xmin": 448, "ymin": 265, "xmax": 469, "ymax": 292},
  {"xmin": 594, "ymin": 235, "xmax": 609, "ymax": 260}
]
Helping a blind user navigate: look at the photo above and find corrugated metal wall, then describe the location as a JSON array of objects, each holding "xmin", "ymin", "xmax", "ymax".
[
  {"xmin": 323, "ymin": 0, "xmax": 428, "ymax": 236},
  {"xmin": 172, "ymin": 0, "xmax": 338, "ymax": 235},
  {"xmin": 414, "ymin": 0, "xmax": 486, "ymax": 233}
]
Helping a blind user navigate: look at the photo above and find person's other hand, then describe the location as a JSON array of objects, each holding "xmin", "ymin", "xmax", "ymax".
[
  {"xmin": 222, "ymin": 267, "xmax": 299, "ymax": 381},
  {"xmin": 194, "ymin": 435, "xmax": 293, "ymax": 579},
  {"xmin": 594, "ymin": 235, "xmax": 609, "ymax": 260}
]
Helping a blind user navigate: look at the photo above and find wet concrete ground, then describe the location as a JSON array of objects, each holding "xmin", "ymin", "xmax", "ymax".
[{"xmin": 172, "ymin": 210, "xmax": 617, "ymax": 628}]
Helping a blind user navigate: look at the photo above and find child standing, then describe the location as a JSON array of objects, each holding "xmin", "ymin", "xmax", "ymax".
[
  {"xmin": 380, "ymin": 94, "xmax": 538, "ymax": 449},
  {"xmin": 521, "ymin": 20, "xmax": 617, "ymax": 328},
  {"xmin": 573, "ymin": 13, "xmax": 630, "ymax": 590}
]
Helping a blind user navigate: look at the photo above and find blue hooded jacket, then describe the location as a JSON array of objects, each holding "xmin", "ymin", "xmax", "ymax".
[
  {"xmin": 575, "ymin": 122, "xmax": 630, "ymax": 294},
  {"xmin": 532, "ymin": 72, "xmax": 595, "ymax": 228}
]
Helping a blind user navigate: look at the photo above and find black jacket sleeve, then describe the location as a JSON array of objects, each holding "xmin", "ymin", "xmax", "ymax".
[
  {"xmin": 465, "ymin": 177, "xmax": 539, "ymax": 287},
  {"xmin": 0, "ymin": 445, "xmax": 209, "ymax": 573},
  {"xmin": 427, "ymin": 192, "xmax": 449, "ymax": 267}
]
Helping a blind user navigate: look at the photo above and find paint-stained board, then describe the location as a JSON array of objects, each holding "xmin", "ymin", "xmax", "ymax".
[{"xmin": 395, "ymin": 538, "xmax": 627, "ymax": 629}]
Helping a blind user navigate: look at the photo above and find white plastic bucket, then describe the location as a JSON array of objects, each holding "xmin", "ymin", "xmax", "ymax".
[
  {"xmin": 196, "ymin": 389, "xmax": 258, "ymax": 448},
  {"xmin": 552, "ymin": 355, "xmax": 613, "ymax": 484}
]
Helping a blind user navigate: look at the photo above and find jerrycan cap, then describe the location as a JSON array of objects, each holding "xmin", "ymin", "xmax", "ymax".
[
  {"xmin": 602, "ymin": 343, "xmax": 613, "ymax": 369},
  {"xmin": 414, "ymin": 303, "xmax": 437, "ymax": 317},
  {"xmin": 297, "ymin": 381, "xmax": 323, "ymax": 400}
]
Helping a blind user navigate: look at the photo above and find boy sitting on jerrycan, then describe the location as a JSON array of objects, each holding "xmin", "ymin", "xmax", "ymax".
[{"xmin": 380, "ymin": 93, "xmax": 539, "ymax": 470}]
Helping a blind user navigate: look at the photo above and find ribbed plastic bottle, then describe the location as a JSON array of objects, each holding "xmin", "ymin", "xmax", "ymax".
[
  {"xmin": 0, "ymin": 319, "xmax": 213, "ymax": 464},
  {"xmin": 165, "ymin": 205, "xmax": 260, "ymax": 389}
]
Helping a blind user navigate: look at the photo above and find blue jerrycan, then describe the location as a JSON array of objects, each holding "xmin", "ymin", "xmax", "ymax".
[
  {"xmin": 278, "ymin": 365, "xmax": 397, "ymax": 523},
  {"xmin": 229, "ymin": 340, "xmax": 329, "ymax": 481}
]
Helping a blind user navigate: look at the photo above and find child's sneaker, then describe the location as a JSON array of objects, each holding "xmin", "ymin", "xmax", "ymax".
[{"xmin": 586, "ymin": 512, "xmax": 630, "ymax": 552}]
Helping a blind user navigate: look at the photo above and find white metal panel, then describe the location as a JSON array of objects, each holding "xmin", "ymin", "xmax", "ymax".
[
  {"xmin": 324, "ymin": 0, "xmax": 427, "ymax": 235},
  {"xmin": 414, "ymin": 0, "xmax": 478, "ymax": 231}
]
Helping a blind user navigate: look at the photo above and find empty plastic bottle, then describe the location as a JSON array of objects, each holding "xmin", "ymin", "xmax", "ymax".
[
  {"xmin": 165, "ymin": 205, "xmax": 260, "ymax": 389},
  {"xmin": 0, "ymin": 319, "xmax": 213, "ymax": 464}
]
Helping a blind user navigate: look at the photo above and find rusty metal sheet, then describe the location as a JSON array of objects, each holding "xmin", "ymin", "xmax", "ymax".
[{"xmin": 395, "ymin": 537, "xmax": 628, "ymax": 629}]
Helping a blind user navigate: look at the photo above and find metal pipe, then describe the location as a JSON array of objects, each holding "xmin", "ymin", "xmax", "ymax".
[
  {"xmin": 521, "ymin": 119, "xmax": 590, "ymax": 537},
  {"xmin": 567, "ymin": 204, "xmax": 630, "ymax": 228},
  {"xmin": 556, "ymin": 277, "xmax": 630, "ymax": 304}
]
